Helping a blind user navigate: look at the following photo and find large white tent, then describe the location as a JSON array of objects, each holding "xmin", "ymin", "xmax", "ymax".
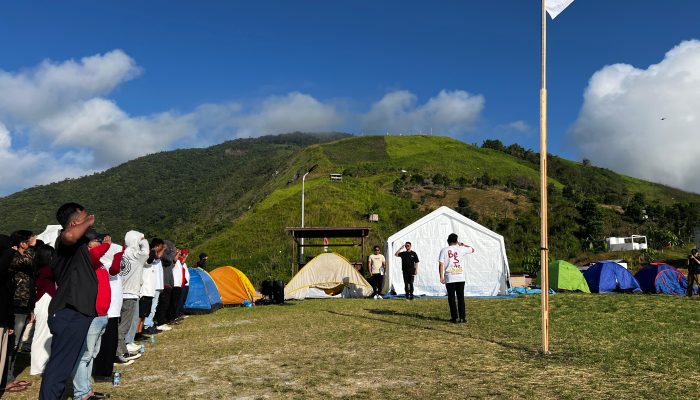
[
  {"xmin": 385, "ymin": 206, "xmax": 510, "ymax": 297},
  {"xmin": 284, "ymin": 252, "xmax": 373, "ymax": 300}
]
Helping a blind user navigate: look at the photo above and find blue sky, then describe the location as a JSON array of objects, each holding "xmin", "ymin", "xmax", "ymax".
[{"xmin": 1, "ymin": 1, "xmax": 700, "ymax": 195}]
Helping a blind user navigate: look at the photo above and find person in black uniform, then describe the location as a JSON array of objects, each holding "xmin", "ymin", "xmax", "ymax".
[
  {"xmin": 687, "ymin": 248, "xmax": 700, "ymax": 297},
  {"xmin": 394, "ymin": 242, "xmax": 419, "ymax": 300}
]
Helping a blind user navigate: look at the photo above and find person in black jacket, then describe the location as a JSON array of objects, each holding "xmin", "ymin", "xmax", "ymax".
[
  {"xmin": 688, "ymin": 248, "xmax": 700, "ymax": 297},
  {"xmin": 39, "ymin": 203, "xmax": 99, "ymax": 400},
  {"xmin": 5, "ymin": 230, "xmax": 36, "ymax": 387},
  {"xmin": 1, "ymin": 234, "xmax": 27, "ymax": 394}
]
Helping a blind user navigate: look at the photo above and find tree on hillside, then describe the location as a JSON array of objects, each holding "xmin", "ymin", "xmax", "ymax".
[
  {"xmin": 624, "ymin": 192, "xmax": 647, "ymax": 223},
  {"xmin": 456, "ymin": 197, "xmax": 479, "ymax": 222},
  {"xmin": 481, "ymin": 139, "xmax": 505, "ymax": 152},
  {"xmin": 577, "ymin": 198, "xmax": 605, "ymax": 251}
]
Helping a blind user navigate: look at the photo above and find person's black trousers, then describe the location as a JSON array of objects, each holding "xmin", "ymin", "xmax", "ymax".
[
  {"xmin": 39, "ymin": 307, "xmax": 93, "ymax": 400},
  {"xmin": 168, "ymin": 287, "xmax": 182, "ymax": 322},
  {"xmin": 446, "ymin": 281, "xmax": 466, "ymax": 322},
  {"xmin": 155, "ymin": 287, "xmax": 172, "ymax": 326},
  {"xmin": 368, "ymin": 274, "xmax": 382, "ymax": 296},
  {"xmin": 402, "ymin": 270, "xmax": 415, "ymax": 297},
  {"xmin": 93, "ymin": 316, "xmax": 118, "ymax": 378},
  {"xmin": 177, "ymin": 286, "xmax": 189, "ymax": 317},
  {"xmin": 688, "ymin": 268, "xmax": 699, "ymax": 297}
]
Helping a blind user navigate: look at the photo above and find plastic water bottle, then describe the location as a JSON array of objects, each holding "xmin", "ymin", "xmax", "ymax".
[
  {"xmin": 150, "ymin": 335, "xmax": 155, "ymax": 344},
  {"xmin": 138, "ymin": 345, "xmax": 145, "ymax": 354},
  {"xmin": 113, "ymin": 370, "xmax": 121, "ymax": 386}
]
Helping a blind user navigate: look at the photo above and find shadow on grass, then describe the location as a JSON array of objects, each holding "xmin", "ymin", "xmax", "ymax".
[{"xmin": 327, "ymin": 310, "xmax": 533, "ymax": 353}]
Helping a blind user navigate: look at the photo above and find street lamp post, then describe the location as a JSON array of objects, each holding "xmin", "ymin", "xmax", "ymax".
[{"xmin": 300, "ymin": 164, "xmax": 318, "ymax": 264}]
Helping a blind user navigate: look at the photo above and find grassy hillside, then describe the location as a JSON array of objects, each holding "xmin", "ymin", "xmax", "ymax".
[
  {"xmin": 1, "ymin": 133, "xmax": 698, "ymax": 283},
  {"xmin": 0, "ymin": 132, "xmax": 350, "ymax": 244},
  {"xmin": 194, "ymin": 135, "xmax": 700, "ymax": 283}
]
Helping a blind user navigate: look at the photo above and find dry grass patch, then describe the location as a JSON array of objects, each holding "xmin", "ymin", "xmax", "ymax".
[{"xmin": 11, "ymin": 295, "xmax": 700, "ymax": 399}]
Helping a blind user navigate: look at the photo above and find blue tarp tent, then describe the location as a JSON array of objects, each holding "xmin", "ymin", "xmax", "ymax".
[
  {"xmin": 185, "ymin": 267, "xmax": 223, "ymax": 313},
  {"xmin": 634, "ymin": 263, "xmax": 688, "ymax": 295},
  {"xmin": 583, "ymin": 261, "xmax": 642, "ymax": 293}
]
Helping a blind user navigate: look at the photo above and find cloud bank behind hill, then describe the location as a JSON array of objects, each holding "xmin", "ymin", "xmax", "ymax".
[{"xmin": 570, "ymin": 40, "xmax": 700, "ymax": 194}]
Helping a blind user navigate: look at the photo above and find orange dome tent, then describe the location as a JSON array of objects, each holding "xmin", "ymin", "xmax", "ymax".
[{"xmin": 209, "ymin": 266, "xmax": 261, "ymax": 305}]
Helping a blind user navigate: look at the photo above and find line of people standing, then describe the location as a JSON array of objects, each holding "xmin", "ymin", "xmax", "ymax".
[{"xmin": 0, "ymin": 202, "xmax": 195, "ymax": 399}]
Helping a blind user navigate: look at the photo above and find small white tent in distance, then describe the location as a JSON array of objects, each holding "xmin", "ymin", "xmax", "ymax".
[{"xmin": 385, "ymin": 206, "xmax": 510, "ymax": 297}]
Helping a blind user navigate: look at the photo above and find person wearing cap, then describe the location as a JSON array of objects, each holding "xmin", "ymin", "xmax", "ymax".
[
  {"xmin": 438, "ymin": 233, "xmax": 475, "ymax": 324},
  {"xmin": 71, "ymin": 231, "xmax": 112, "ymax": 400}
]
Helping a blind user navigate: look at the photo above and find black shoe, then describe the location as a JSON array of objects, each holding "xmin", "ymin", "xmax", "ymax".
[
  {"xmin": 93, "ymin": 375, "xmax": 112, "ymax": 383},
  {"xmin": 134, "ymin": 333, "xmax": 151, "ymax": 342},
  {"xmin": 143, "ymin": 326, "xmax": 162, "ymax": 335},
  {"xmin": 450, "ymin": 319, "xmax": 458, "ymax": 324},
  {"xmin": 458, "ymin": 318, "xmax": 466, "ymax": 324}
]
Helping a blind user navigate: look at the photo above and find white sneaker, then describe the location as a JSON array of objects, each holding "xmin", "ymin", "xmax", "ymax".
[
  {"xmin": 126, "ymin": 343, "xmax": 143, "ymax": 353},
  {"xmin": 156, "ymin": 324, "xmax": 172, "ymax": 331},
  {"xmin": 377, "ymin": 294, "xmax": 383, "ymax": 299}
]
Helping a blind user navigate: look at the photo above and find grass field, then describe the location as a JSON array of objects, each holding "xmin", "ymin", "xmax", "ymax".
[{"xmin": 10, "ymin": 294, "xmax": 700, "ymax": 399}]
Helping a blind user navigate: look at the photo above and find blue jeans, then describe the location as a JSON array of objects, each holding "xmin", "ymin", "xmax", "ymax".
[
  {"xmin": 144, "ymin": 290, "xmax": 161, "ymax": 328},
  {"xmin": 72, "ymin": 316, "xmax": 108, "ymax": 400}
]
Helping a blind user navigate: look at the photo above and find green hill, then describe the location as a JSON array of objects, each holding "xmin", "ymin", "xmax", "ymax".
[{"xmin": 1, "ymin": 134, "xmax": 698, "ymax": 284}]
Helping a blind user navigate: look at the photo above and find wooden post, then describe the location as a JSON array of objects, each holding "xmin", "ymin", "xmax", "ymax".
[{"xmin": 540, "ymin": 0, "xmax": 550, "ymax": 355}]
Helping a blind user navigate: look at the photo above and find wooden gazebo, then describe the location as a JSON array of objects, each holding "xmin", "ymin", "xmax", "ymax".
[{"xmin": 285, "ymin": 226, "xmax": 371, "ymax": 275}]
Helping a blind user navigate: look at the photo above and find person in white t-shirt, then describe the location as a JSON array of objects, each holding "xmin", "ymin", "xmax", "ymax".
[
  {"xmin": 438, "ymin": 233, "xmax": 475, "ymax": 323},
  {"xmin": 367, "ymin": 245, "xmax": 386, "ymax": 299}
]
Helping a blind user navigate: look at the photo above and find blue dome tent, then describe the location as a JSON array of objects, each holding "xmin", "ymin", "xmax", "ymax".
[
  {"xmin": 185, "ymin": 267, "xmax": 223, "ymax": 314},
  {"xmin": 583, "ymin": 261, "xmax": 641, "ymax": 293},
  {"xmin": 634, "ymin": 263, "xmax": 688, "ymax": 295}
]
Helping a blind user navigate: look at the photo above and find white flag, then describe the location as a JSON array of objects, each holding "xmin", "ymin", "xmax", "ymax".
[{"xmin": 545, "ymin": 0, "xmax": 574, "ymax": 19}]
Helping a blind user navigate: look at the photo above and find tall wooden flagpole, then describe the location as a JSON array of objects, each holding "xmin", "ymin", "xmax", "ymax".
[{"xmin": 540, "ymin": 0, "xmax": 551, "ymax": 354}]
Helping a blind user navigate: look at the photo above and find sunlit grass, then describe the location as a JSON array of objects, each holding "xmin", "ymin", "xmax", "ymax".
[{"xmin": 13, "ymin": 294, "xmax": 699, "ymax": 399}]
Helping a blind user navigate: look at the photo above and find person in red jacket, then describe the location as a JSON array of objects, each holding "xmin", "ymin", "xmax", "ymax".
[{"xmin": 72, "ymin": 231, "xmax": 112, "ymax": 400}]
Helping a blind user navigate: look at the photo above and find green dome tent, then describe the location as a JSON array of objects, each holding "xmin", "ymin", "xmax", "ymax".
[{"xmin": 535, "ymin": 260, "xmax": 590, "ymax": 293}]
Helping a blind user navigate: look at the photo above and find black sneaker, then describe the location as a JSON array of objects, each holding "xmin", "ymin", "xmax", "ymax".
[
  {"xmin": 134, "ymin": 333, "xmax": 150, "ymax": 342},
  {"xmin": 122, "ymin": 352, "xmax": 142, "ymax": 361},
  {"xmin": 93, "ymin": 375, "xmax": 112, "ymax": 383}
]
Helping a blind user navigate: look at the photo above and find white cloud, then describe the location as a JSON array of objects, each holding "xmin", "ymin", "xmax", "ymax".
[
  {"xmin": 361, "ymin": 89, "xmax": 484, "ymax": 134},
  {"xmin": 191, "ymin": 92, "xmax": 345, "ymax": 141},
  {"xmin": 0, "ymin": 50, "xmax": 487, "ymax": 195},
  {"xmin": 0, "ymin": 49, "xmax": 140, "ymax": 124},
  {"xmin": 0, "ymin": 121, "xmax": 93, "ymax": 192},
  {"xmin": 506, "ymin": 120, "xmax": 531, "ymax": 133},
  {"xmin": 571, "ymin": 40, "xmax": 700, "ymax": 193}
]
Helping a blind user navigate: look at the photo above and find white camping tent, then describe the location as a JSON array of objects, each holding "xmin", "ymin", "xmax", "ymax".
[
  {"xmin": 385, "ymin": 206, "xmax": 510, "ymax": 297},
  {"xmin": 285, "ymin": 253, "xmax": 373, "ymax": 300},
  {"xmin": 37, "ymin": 225, "xmax": 62, "ymax": 248}
]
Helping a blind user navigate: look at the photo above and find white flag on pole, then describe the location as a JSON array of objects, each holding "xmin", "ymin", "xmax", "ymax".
[{"xmin": 545, "ymin": 0, "xmax": 574, "ymax": 19}]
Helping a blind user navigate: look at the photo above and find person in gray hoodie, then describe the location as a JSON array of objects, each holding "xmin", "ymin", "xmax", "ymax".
[{"xmin": 115, "ymin": 230, "xmax": 149, "ymax": 361}]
